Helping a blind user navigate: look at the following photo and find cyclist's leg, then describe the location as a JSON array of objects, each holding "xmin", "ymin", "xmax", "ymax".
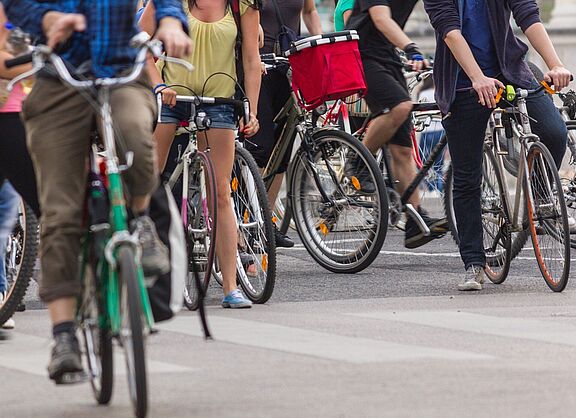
[
  {"xmin": 525, "ymin": 87, "xmax": 568, "ymax": 168},
  {"xmin": 0, "ymin": 113, "xmax": 40, "ymax": 218},
  {"xmin": 22, "ymin": 78, "xmax": 93, "ymax": 380},
  {"xmin": 360, "ymin": 59, "xmax": 413, "ymax": 154},
  {"xmin": 109, "ymin": 81, "xmax": 171, "ymax": 276},
  {"xmin": 197, "ymin": 103, "xmax": 251, "ymax": 307},
  {"xmin": 442, "ymin": 91, "xmax": 492, "ymax": 270}
]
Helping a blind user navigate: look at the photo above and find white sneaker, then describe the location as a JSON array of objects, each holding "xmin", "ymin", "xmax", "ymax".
[
  {"xmin": 2, "ymin": 317, "xmax": 14, "ymax": 329},
  {"xmin": 458, "ymin": 266, "xmax": 485, "ymax": 291},
  {"xmin": 0, "ymin": 292, "xmax": 15, "ymax": 329},
  {"xmin": 568, "ymin": 215, "xmax": 576, "ymax": 234}
]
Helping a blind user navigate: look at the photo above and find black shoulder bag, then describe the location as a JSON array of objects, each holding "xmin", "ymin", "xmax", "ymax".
[{"xmin": 269, "ymin": 0, "xmax": 299, "ymax": 56}]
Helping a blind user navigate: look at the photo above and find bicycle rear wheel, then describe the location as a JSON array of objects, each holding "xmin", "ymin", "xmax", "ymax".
[
  {"xmin": 80, "ymin": 259, "xmax": 113, "ymax": 405},
  {"xmin": 479, "ymin": 147, "xmax": 512, "ymax": 283},
  {"xmin": 183, "ymin": 151, "xmax": 217, "ymax": 310},
  {"xmin": 290, "ymin": 129, "xmax": 387, "ymax": 273},
  {"xmin": 525, "ymin": 142, "xmax": 571, "ymax": 292},
  {"xmin": 118, "ymin": 246, "xmax": 147, "ymax": 418},
  {"xmin": 229, "ymin": 144, "xmax": 276, "ymax": 303},
  {"xmin": 0, "ymin": 201, "xmax": 38, "ymax": 326}
]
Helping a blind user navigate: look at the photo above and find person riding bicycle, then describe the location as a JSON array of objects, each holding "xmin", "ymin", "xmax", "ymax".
[
  {"xmin": 423, "ymin": 0, "xmax": 572, "ymax": 290},
  {"xmin": 140, "ymin": 0, "xmax": 262, "ymax": 308},
  {"xmin": 2, "ymin": 0, "xmax": 192, "ymax": 383},
  {"xmin": 245, "ymin": 0, "xmax": 323, "ymax": 249},
  {"xmin": 346, "ymin": 0, "xmax": 447, "ymax": 249}
]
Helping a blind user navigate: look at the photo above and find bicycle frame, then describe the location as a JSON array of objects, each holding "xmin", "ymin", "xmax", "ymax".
[
  {"xmin": 79, "ymin": 86, "xmax": 154, "ymax": 335},
  {"xmin": 489, "ymin": 91, "xmax": 543, "ymax": 233}
]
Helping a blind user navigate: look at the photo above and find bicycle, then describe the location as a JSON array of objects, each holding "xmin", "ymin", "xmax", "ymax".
[
  {"xmin": 444, "ymin": 82, "xmax": 571, "ymax": 290},
  {"xmin": 7, "ymin": 33, "xmax": 193, "ymax": 417},
  {"xmin": 0, "ymin": 199, "xmax": 38, "ymax": 326},
  {"xmin": 260, "ymin": 53, "xmax": 388, "ymax": 274},
  {"xmin": 322, "ymin": 67, "xmax": 449, "ymax": 232},
  {"xmin": 217, "ymin": 140, "xmax": 276, "ymax": 303}
]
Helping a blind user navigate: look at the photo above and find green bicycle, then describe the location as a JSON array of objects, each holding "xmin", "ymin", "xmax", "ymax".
[{"xmin": 7, "ymin": 34, "xmax": 192, "ymax": 418}]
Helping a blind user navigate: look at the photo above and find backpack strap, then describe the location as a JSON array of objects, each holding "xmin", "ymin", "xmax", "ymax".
[{"xmin": 230, "ymin": 0, "xmax": 244, "ymax": 91}]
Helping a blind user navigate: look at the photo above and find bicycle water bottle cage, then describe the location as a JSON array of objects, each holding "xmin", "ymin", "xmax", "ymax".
[{"xmin": 506, "ymin": 85, "xmax": 516, "ymax": 102}]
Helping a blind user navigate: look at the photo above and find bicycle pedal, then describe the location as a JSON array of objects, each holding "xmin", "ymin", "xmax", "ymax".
[{"xmin": 55, "ymin": 370, "xmax": 88, "ymax": 385}]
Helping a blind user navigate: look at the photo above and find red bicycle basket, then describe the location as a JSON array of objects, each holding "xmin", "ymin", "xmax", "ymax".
[{"xmin": 286, "ymin": 31, "xmax": 366, "ymax": 111}]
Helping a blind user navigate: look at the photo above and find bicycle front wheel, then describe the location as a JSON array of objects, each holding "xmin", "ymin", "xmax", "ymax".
[
  {"xmin": 183, "ymin": 151, "xmax": 218, "ymax": 311},
  {"xmin": 525, "ymin": 142, "xmax": 571, "ymax": 292},
  {"xmin": 118, "ymin": 246, "xmax": 147, "ymax": 418},
  {"xmin": 80, "ymin": 259, "xmax": 113, "ymax": 405},
  {"xmin": 479, "ymin": 146, "xmax": 512, "ymax": 283},
  {"xmin": 0, "ymin": 201, "xmax": 38, "ymax": 326},
  {"xmin": 290, "ymin": 129, "xmax": 388, "ymax": 273},
  {"xmin": 229, "ymin": 144, "xmax": 276, "ymax": 303}
]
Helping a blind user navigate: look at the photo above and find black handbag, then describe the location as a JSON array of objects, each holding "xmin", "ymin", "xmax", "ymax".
[{"xmin": 270, "ymin": 0, "xmax": 299, "ymax": 55}]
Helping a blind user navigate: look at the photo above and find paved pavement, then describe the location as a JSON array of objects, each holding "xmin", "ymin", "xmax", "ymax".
[{"xmin": 3, "ymin": 228, "xmax": 576, "ymax": 417}]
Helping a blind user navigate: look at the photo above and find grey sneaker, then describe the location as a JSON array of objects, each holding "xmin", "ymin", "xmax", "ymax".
[
  {"xmin": 458, "ymin": 265, "xmax": 485, "ymax": 291},
  {"xmin": 132, "ymin": 215, "xmax": 171, "ymax": 280},
  {"xmin": 48, "ymin": 332, "xmax": 86, "ymax": 384}
]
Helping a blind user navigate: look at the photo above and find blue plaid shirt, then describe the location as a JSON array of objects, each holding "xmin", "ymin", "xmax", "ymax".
[{"xmin": 2, "ymin": 0, "xmax": 188, "ymax": 78}]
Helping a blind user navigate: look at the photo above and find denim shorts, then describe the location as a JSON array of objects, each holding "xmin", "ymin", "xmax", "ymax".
[{"xmin": 159, "ymin": 101, "xmax": 237, "ymax": 130}]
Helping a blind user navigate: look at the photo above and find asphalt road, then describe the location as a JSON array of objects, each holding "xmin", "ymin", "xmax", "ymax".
[{"xmin": 4, "ymin": 227, "xmax": 576, "ymax": 417}]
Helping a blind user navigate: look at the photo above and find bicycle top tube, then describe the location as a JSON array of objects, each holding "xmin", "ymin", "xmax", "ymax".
[{"xmin": 6, "ymin": 32, "xmax": 193, "ymax": 92}]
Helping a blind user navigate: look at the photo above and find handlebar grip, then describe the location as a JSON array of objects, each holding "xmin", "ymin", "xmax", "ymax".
[
  {"xmin": 260, "ymin": 53, "xmax": 276, "ymax": 62},
  {"xmin": 5, "ymin": 53, "xmax": 33, "ymax": 69}
]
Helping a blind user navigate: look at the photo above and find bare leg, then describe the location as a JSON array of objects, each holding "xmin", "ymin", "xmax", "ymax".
[
  {"xmin": 362, "ymin": 101, "xmax": 413, "ymax": 154},
  {"xmin": 389, "ymin": 144, "xmax": 421, "ymax": 208},
  {"xmin": 198, "ymin": 130, "xmax": 238, "ymax": 295},
  {"xmin": 48, "ymin": 298, "xmax": 76, "ymax": 325},
  {"xmin": 154, "ymin": 123, "xmax": 178, "ymax": 172}
]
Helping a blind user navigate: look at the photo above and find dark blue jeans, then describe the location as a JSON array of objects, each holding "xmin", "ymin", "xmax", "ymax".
[{"xmin": 443, "ymin": 83, "xmax": 567, "ymax": 270}]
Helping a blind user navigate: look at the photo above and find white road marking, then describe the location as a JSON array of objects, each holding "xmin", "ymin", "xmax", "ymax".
[
  {"xmin": 0, "ymin": 333, "xmax": 194, "ymax": 377},
  {"xmin": 350, "ymin": 311, "xmax": 576, "ymax": 346},
  {"xmin": 158, "ymin": 316, "xmax": 491, "ymax": 363}
]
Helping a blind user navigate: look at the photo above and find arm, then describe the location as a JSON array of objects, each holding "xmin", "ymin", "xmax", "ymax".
[
  {"xmin": 444, "ymin": 30, "xmax": 504, "ymax": 108},
  {"xmin": 240, "ymin": 6, "xmax": 261, "ymax": 137},
  {"xmin": 302, "ymin": 0, "xmax": 322, "ymax": 35},
  {"xmin": 524, "ymin": 22, "xmax": 571, "ymax": 90},
  {"xmin": 148, "ymin": 0, "xmax": 192, "ymax": 57},
  {"xmin": 140, "ymin": 1, "xmax": 178, "ymax": 107},
  {"xmin": 342, "ymin": 10, "xmax": 352, "ymax": 26}
]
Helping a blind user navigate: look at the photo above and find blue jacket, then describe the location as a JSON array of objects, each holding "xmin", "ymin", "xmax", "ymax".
[
  {"xmin": 423, "ymin": 0, "xmax": 541, "ymax": 114},
  {"xmin": 1, "ymin": 0, "xmax": 188, "ymax": 78}
]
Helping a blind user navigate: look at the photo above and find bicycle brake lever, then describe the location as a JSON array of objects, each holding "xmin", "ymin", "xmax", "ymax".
[
  {"xmin": 156, "ymin": 55, "xmax": 194, "ymax": 72},
  {"xmin": 119, "ymin": 151, "xmax": 134, "ymax": 172}
]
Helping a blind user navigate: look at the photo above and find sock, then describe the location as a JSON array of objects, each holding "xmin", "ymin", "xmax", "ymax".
[{"xmin": 52, "ymin": 321, "xmax": 74, "ymax": 338}]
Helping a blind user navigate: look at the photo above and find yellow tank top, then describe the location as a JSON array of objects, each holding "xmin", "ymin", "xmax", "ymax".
[{"xmin": 159, "ymin": 1, "xmax": 252, "ymax": 98}]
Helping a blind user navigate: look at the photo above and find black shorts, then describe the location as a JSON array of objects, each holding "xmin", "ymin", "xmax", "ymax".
[{"xmin": 363, "ymin": 58, "xmax": 412, "ymax": 148}]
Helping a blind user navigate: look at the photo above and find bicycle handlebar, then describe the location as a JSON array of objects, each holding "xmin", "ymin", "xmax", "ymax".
[
  {"xmin": 6, "ymin": 32, "xmax": 193, "ymax": 92},
  {"xmin": 174, "ymin": 94, "xmax": 251, "ymax": 126}
]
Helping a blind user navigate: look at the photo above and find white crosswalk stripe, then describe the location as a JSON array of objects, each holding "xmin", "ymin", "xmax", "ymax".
[{"xmin": 157, "ymin": 315, "xmax": 492, "ymax": 363}]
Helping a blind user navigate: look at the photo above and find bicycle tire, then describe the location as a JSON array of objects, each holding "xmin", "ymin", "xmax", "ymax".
[
  {"xmin": 183, "ymin": 151, "xmax": 218, "ymax": 311},
  {"xmin": 479, "ymin": 146, "xmax": 512, "ymax": 283},
  {"xmin": 290, "ymin": 129, "xmax": 388, "ymax": 273},
  {"xmin": 229, "ymin": 144, "xmax": 277, "ymax": 303},
  {"xmin": 444, "ymin": 163, "xmax": 530, "ymax": 261},
  {"xmin": 278, "ymin": 201, "xmax": 293, "ymax": 235},
  {"xmin": 118, "ymin": 246, "xmax": 148, "ymax": 418},
  {"xmin": 0, "ymin": 201, "xmax": 38, "ymax": 326},
  {"xmin": 80, "ymin": 260, "xmax": 113, "ymax": 405},
  {"xmin": 560, "ymin": 123, "xmax": 576, "ymax": 249},
  {"xmin": 525, "ymin": 142, "xmax": 571, "ymax": 292}
]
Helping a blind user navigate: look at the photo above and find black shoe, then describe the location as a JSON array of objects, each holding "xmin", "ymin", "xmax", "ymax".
[
  {"xmin": 404, "ymin": 208, "xmax": 448, "ymax": 249},
  {"xmin": 48, "ymin": 332, "xmax": 86, "ymax": 384},
  {"xmin": 274, "ymin": 226, "xmax": 294, "ymax": 248},
  {"xmin": 131, "ymin": 215, "xmax": 171, "ymax": 281},
  {"xmin": 344, "ymin": 153, "xmax": 376, "ymax": 194}
]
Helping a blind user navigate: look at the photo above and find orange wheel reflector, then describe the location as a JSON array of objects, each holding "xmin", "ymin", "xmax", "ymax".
[
  {"xmin": 262, "ymin": 254, "xmax": 268, "ymax": 271},
  {"xmin": 231, "ymin": 177, "xmax": 239, "ymax": 192},
  {"xmin": 319, "ymin": 223, "xmax": 329, "ymax": 236},
  {"xmin": 351, "ymin": 176, "xmax": 361, "ymax": 190},
  {"xmin": 272, "ymin": 216, "xmax": 278, "ymax": 224},
  {"xmin": 243, "ymin": 209, "xmax": 249, "ymax": 223}
]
